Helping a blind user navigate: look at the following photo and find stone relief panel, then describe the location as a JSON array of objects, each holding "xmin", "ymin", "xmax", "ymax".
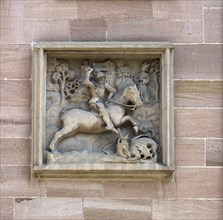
[
  {"xmin": 45, "ymin": 58, "xmax": 160, "ymax": 164},
  {"xmin": 32, "ymin": 42, "xmax": 174, "ymax": 179}
]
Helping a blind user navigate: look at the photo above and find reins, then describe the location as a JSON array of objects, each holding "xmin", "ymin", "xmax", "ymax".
[{"xmin": 108, "ymin": 100, "xmax": 137, "ymax": 111}]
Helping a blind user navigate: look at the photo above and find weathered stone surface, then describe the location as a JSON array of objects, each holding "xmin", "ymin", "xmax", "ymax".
[
  {"xmin": 2, "ymin": 0, "xmax": 77, "ymax": 19},
  {"xmin": 152, "ymin": 0, "xmax": 202, "ymax": 20},
  {"xmin": 0, "ymin": 198, "xmax": 13, "ymax": 220},
  {"xmin": 104, "ymin": 181, "xmax": 160, "ymax": 198},
  {"xmin": 1, "ymin": 19, "xmax": 70, "ymax": 44},
  {"xmin": 70, "ymin": 20, "xmax": 106, "ymax": 41},
  {"xmin": 206, "ymin": 139, "xmax": 223, "ymax": 166},
  {"xmin": 175, "ymin": 138, "xmax": 205, "ymax": 166},
  {"xmin": 107, "ymin": 20, "xmax": 202, "ymax": 43},
  {"xmin": 203, "ymin": 0, "xmax": 223, "ymax": 7},
  {"xmin": 1, "ymin": 166, "xmax": 44, "ymax": 197},
  {"xmin": 83, "ymin": 199, "xmax": 152, "ymax": 220},
  {"xmin": 175, "ymin": 81, "xmax": 223, "ymax": 107},
  {"xmin": 32, "ymin": 42, "xmax": 171, "ymax": 179},
  {"xmin": 174, "ymin": 45, "xmax": 223, "ymax": 80},
  {"xmin": 152, "ymin": 200, "xmax": 223, "ymax": 220},
  {"xmin": 160, "ymin": 181, "xmax": 178, "ymax": 198},
  {"xmin": 78, "ymin": 0, "xmax": 152, "ymax": 20},
  {"xmin": 46, "ymin": 181, "xmax": 103, "ymax": 197},
  {"xmin": 0, "ymin": 138, "xmax": 31, "ymax": 166},
  {"xmin": 204, "ymin": 9, "xmax": 223, "ymax": 43},
  {"xmin": 0, "ymin": 108, "xmax": 31, "ymax": 138},
  {"xmin": 0, "ymin": 80, "xmax": 31, "ymax": 107},
  {"xmin": 0, "ymin": 44, "xmax": 31, "ymax": 79},
  {"xmin": 175, "ymin": 109, "xmax": 223, "ymax": 138},
  {"xmin": 14, "ymin": 198, "xmax": 83, "ymax": 220},
  {"xmin": 176, "ymin": 167, "xmax": 223, "ymax": 198}
]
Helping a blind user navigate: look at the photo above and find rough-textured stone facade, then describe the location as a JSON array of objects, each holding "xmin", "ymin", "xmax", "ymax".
[{"xmin": 0, "ymin": 0, "xmax": 222, "ymax": 219}]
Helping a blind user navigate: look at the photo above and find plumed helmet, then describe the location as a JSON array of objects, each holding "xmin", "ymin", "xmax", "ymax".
[{"xmin": 95, "ymin": 71, "xmax": 105, "ymax": 80}]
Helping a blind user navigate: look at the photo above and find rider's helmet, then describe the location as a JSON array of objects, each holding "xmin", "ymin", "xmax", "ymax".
[{"xmin": 95, "ymin": 71, "xmax": 105, "ymax": 80}]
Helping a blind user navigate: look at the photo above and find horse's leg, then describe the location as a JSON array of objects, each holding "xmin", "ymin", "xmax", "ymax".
[
  {"xmin": 48, "ymin": 125, "xmax": 78, "ymax": 151},
  {"xmin": 119, "ymin": 115, "xmax": 139, "ymax": 134}
]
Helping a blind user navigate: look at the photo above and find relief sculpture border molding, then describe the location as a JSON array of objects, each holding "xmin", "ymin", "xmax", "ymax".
[{"xmin": 32, "ymin": 42, "xmax": 174, "ymax": 180}]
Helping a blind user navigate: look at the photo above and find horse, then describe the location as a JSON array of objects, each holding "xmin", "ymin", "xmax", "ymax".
[{"xmin": 48, "ymin": 84, "xmax": 143, "ymax": 152}]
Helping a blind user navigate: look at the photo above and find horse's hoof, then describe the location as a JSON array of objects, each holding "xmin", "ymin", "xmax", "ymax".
[{"xmin": 133, "ymin": 126, "xmax": 139, "ymax": 134}]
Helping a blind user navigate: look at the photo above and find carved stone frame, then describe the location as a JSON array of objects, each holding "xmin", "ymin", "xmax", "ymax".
[{"xmin": 32, "ymin": 42, "xmax": 174, "ymax": 180}]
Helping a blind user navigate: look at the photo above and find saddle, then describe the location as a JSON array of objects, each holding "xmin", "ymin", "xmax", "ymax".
[{"xmin": 90, "ymin": 109, "xmax": 100, "ymax": 117}]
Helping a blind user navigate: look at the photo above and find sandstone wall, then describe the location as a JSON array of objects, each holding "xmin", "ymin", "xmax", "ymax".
[{"xmin": 0, "ymin": 0, "xmax": 222, "ymax": 219}]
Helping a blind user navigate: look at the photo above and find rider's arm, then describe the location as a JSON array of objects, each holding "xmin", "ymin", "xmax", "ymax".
[{"xmin": 105, "ymin": 83, "xmax": 117, "ymax": 100}]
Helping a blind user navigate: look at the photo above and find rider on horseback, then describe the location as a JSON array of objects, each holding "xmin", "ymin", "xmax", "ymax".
[{"xmin": 83, "ymin": 70, "xmax": 118, "ymax": 134}]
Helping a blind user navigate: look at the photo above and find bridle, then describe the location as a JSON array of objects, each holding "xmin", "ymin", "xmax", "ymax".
[{"xmin": 108, "ymin": 100, "xmax": 137, "ymax": 111}]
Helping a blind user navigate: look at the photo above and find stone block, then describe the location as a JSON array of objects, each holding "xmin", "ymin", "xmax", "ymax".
[
  {"xmin": 70, "ymin": 20, "xmax": 106, "ymax": 41},
  {"xmin": 176, "ymin": 167, "xmax": 223, "ymax": 198},
  {"xmin": 83, "ymin": 199, "xmax": 152, "ymax": 220},
  {"xmin": 78, "ymin": 0, "xmax": 152, "ymax": 20},
  {"xmin": 152, "ymin": 200, "xmax": 223, "ymax": 220},
  {"xmin": 104, "ymin": 181, "xmax": 160, "ymax": 199},
  {"xmin": 0, "ymin": 138, "xmax": 31, "ymax": 166},
  {"xmin": 152, "ymin": 0, "xmax": 202, "ymax": 20},
  {"xmin": 2, "ymin": 0, "xmax": 77, "ymax": 19},
  {"xmin": 174, "ymin": 45, "xmax": 223, "ymax": 80},
  {"xmin": 0, "ymin": 107, "xmax": 31, "ymax": 138},
  {"xmin": 175, "ymin": 81, "xmax": 223, "ymax": 107},
  {"xmin": 1, "ymin": 19, "xmax": 70, "ymax": 44},
  {"xmin": 160, "ymin": 181, "xmax": 178, "ymax": 198},
  {"xmin": 175, "ymin": 109, "xmax": 223, "ymax": 138},
  {"xmin": 204, "ymin": 9, "xmax": 223, "ymax": 43},
  {"xmin": 107, "ymin": 20, "xmax": 202, "ymax": 43},
  {"xmin": 203, "ymin": 0, "xmax": 223, "ymax": 8},
  {"xmin": 175, "ymin": 138, "xmax": 205, "ymax": 166},
  {"xmin": 1, "ymin": 166, "xmax": 44, "ymax": 197},
  {"xmin": 206, "ymin": 139, "xmax": 223, "ymax": 166},
  {"xmin": 0, "ymin": 198, "xmax": 13, "ymax": 220},
  {"xmin": 0, "ymin": 44, "xmax": 31, "ymax": 79},
  {"xmin": 14, "ymin": 198, "xmax": 83, "ymax": 219},
  {"xmin": 46, "ymin": 181, "xmax": 103, "ymax": 197},
  {"xmin": 0, "ymin": 80, "xmax": 31, "ymax": 107}
]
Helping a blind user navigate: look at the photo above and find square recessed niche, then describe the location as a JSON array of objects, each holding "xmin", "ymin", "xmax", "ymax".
[{"xmin": 32, "ymin": 42, "xmax": 174, "ymax": 180}]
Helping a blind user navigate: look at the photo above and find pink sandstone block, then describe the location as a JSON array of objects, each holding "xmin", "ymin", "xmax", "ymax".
[
  {"xmin": 104, "ymin": 181, "xmax": 160, "ymax": 199},
  {"xmin": 83, "ymin": 199, "xmax": 152, "ymax": 220},
  {"xmin": 1, "ymin": 19, "xmax": 70, "ymax": 44},
  {"xmin": 0, "ymin": 107, "xmax": 31, "ymax": 138},
  {"xmin": 204, "ymin": 8, "xmax": 223, "ymax": 43},
  {"xmin": 46, "ymin": 180, "xmax": 103, "ymax": 197},
  {"xmin": 0, "ymin": 138, "xmax": 31, "ymax": 166},
  {"xmin": 174, "ymin": 81, "xmax": 223, "ymax": 107},
  {"xmin": 176, "ymin": 167, "xmax": 223, "ymax": 198},
  {"xmin": 107, "ymin": 20, "xmax": 203, "ymax": 43},
  {"xmin": 175, "ymin": 109, "xmax": 223, "ymax": 138},
  {"xmin": 14, "ymin": 198, "xmax": 83, "ymax": 219},
  {"xmin": 1, "ymin": 166, "xmax": 45, "ymax": 197},
  {"xmin": 70, "ymin": 20, "xmax": 107, "ymax": 41},
  {"xmin": 206, "ymin": 139, "xmax": 223, "ymax": 166},
  {"xmin": 174, "ymin": 45, "xmax": 223, "ymax": 80},
  {"xmin": 152, "ymin": 200, "xmax": 223, "ymax": 220},
  {"xmin": 175, "ymin": 138, "xmax": 205, "ymax": 166},
  {"xmin": 2, "ymin": 0, "xmax": 77, "ymax": 19},
  {"xmin": 203, "ymin": 0, "xmax": 223, "ymax": 7},
  {"xmin": 78, "ymin": 0, "xmax": 152, "ymax": 20},
  {"xmin": 0, "ymin": 44, "xmax": 31, "ymax": 79},
  {"xmin": 0, "ymin": 80, "xmax": 31, "ymax": 107},
  {"xmin": 152, "ymin": 0, "xmax": 202, "ymax": 20}
]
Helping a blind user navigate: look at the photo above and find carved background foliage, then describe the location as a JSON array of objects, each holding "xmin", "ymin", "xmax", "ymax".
[{"xmin": 32, "ymin": 42, "xmax": 174, "ymax": 180}]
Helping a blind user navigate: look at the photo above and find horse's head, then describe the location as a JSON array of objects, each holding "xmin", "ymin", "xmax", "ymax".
[{"xmin": 123, "ymin": 85, "xmax": 143, "ymax": 109}]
